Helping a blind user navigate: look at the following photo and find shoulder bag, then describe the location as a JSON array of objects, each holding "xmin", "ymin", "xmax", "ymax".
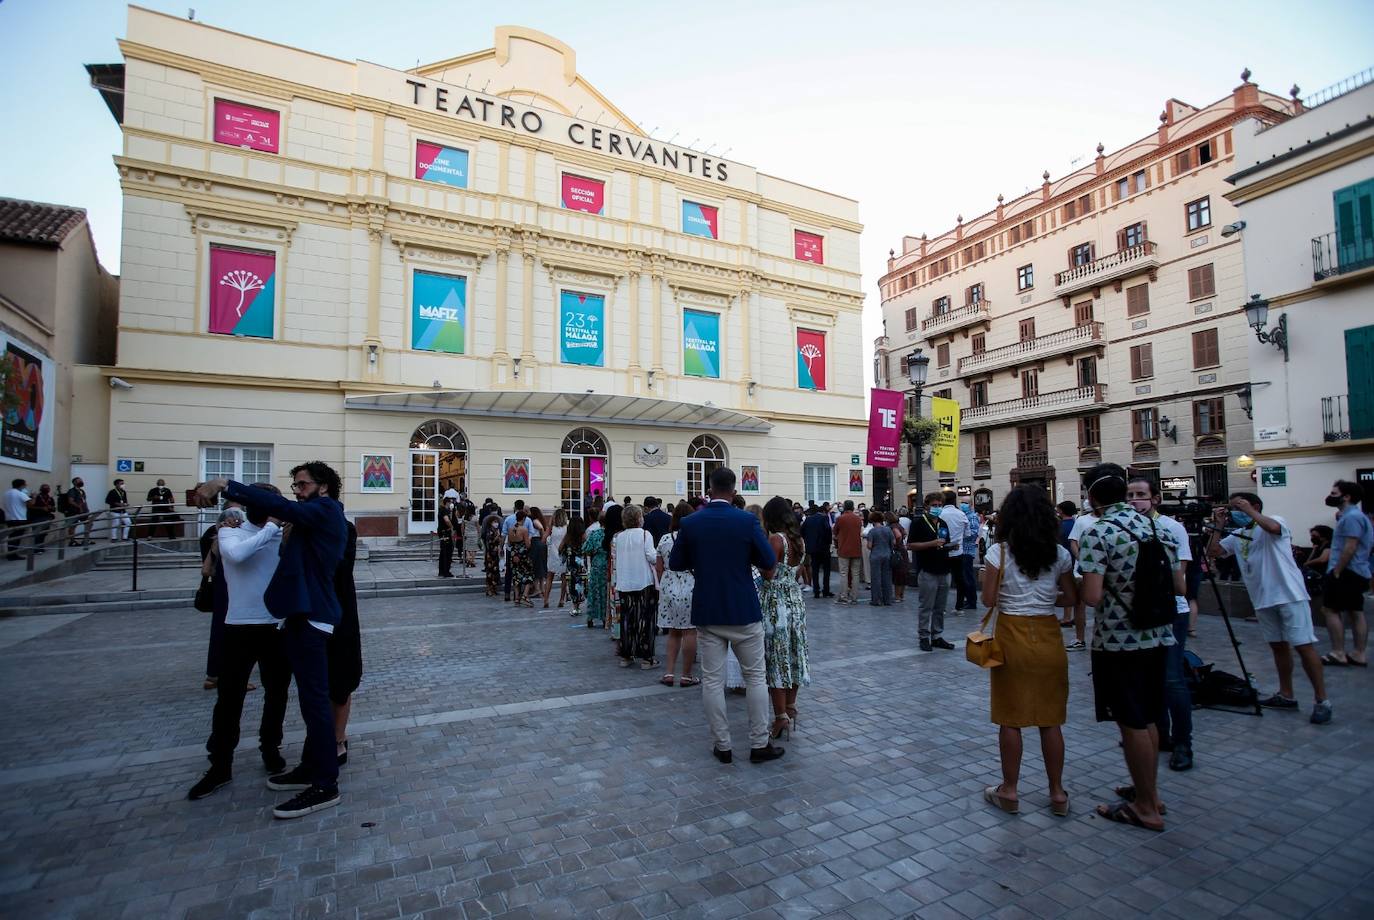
[
  {"xmin": 193, "ymin": 573, "xmax": 215, "ymax": 613},
  {"xmin": 966, "ymin": 549, "xmax": 1005, "ymax": 669}
]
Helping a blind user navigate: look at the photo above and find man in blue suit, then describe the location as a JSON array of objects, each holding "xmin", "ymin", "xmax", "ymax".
[
  {"xmin": 801, "ymin": 504, "xmax": 833, "ymax": 599},
  {"xmin": 669, "ymin": 466, "xmax": 783, "ymax": 764}
]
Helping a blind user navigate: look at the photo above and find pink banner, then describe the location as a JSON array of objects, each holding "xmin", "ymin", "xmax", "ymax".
[
  {"xmin": 561, "ymin": 174, "xmax": 604, "ymax": 214},
  {"xmin": 794, "ymin": 230, "xmax": 824, "ymax": 264},
  {"xmin": 213, "ymin": 99, "xmax": 280, "ymax": 153},
  {"xmin": 866, "ymin": 388, "xmax": 905, "ymax": 468}
]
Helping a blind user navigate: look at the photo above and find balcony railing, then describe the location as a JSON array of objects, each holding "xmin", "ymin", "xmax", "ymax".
[
  {"xmin": 921, "ymin": 300, "xmax": 990, "ymax": 337},
  {"xmin": 1313, "ymin": 232, "xmax": 1374, "ymax": 281},
  {"xmin": 1324, "ymin": 394, "xmax": 1351, "ymax": 441},
  {"xmin": 959, "ymin": 321, "xmax": 1103, "ymax": 375},
  {"xmin": 1015, "ymin": 449, "xmax": 1049, "ymax": 471},
  {"xmin": 963, "ymin": 384, "xmax": 1107, "ymax": 429},
  {"xmin": 874, "ymin": 335, "xmax": 890, "ymax": 350},
  {"xmin": 1054, "ymin": 242, "xmax": 1159, "ymax": 296}
]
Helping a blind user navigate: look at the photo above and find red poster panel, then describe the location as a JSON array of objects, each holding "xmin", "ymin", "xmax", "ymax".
[
  {"xmin": 797, "ymin": 329, "xmax": 826, "ymax": 391},
  {"xmin": 794, "ymin": 230, "xmax": 824, "ymax": 264},
  {"xmin": 561, "ymin": 174, "xmax": 605, "ymax": 214},
  {"xmin": 213, "ymin": 99, "xmax": 280, "ymax": 153}
]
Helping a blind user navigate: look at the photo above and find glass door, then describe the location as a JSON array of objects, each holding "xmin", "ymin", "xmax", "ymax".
[
  {"xmin": 561, "ymin": 456, "xmax": 584, "ymax": 518},
  {"xmin": 409, "ymin": 450, "xmax": 439, "ymax": 534}
]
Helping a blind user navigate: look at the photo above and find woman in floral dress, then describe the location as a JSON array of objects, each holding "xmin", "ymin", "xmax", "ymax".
[
  {"xmin": 482, "ymin": 514, "xmax": 502, "ymax": 597},
  {"xmin": 655, "ymin": 501, "xmax": 698, "ymax": 687},
  {"xmin": 581, "ymin": 507, "xmax": 609, "ymax": 629},
  {"xmin": 507, "ymin": 509, "xmax": 534, "ymax": 606},
  {"xmin": 760, "ymin": 496, "xmax": 811, "ymax": 740},
  {"xmin": 562, "ymin": 513, "xmax": 587, "ymax": 617}
]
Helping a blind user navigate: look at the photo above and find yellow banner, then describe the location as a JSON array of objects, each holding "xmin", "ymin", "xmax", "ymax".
[{"xmin": 930, "ymin": 396, "xmax": 961, "ymax": 472}]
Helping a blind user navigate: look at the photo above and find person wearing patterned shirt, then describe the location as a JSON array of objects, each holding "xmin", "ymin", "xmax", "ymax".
[{"xmin": 1077, "ymin": 463, "xmax": 1183, "ymax": 834}]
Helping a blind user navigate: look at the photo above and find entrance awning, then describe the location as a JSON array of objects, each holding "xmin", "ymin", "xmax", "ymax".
[{"xmin": 345, "ymin": 389, "xmax": 773, "ymax": 434}]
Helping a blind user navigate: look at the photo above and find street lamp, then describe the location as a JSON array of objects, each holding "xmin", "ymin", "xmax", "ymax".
[
  {"xmin": 1244, "ymin": 294, "xmax": 1288, "ymax": 361},
  {"xmin": 907, "ymin": 349, "xmax": 930, "ymax": 502}
]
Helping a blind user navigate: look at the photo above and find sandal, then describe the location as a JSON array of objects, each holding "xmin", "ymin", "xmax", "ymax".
[
  {"xmin": 1096, "ymin": 801, "xmax": 1164, "ymax": 832},
  {"xmin": 618, "ymin": 659, "xmax": 632, "ymax": 668},
  {"xmin": 679, "ymin": 676, "xmax": 700, "ymax": 687},
  {"xmin": 1114, "ymin": 785, "xmax": 1167, "ymax": 815},
  {"xmin": 660, "ymin": 674, "xmax": 676, "ymax": 686},
  {"xmin": 983, "ymin": 786, "xmax": 1019, "ymax": 815},
  {"xmin": 1050, "ymin": 796, "xmax": 1070, "ymax": 818},
  {"xmin": 1349, "ymin": 657, "xmax": 1368, "ymax": 667},
  {"xmin": 1321, "ymin": 652, "xmax": 1349, "ymax": 666},
  {"xmin": 639, "ymin": 658, "xmax": 661, "ymax": 670}
]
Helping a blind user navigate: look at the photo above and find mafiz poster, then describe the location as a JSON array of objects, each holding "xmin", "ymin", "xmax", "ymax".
[{"xmin": 0, "ymin": 337, "xmax": 54, "ymax": 470}]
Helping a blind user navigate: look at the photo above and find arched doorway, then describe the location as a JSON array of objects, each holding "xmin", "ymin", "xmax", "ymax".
[
  {"xmin": 561, "ymin": 427, "xmax": 609, "ymax": 517},
  {"xmin": 409, "ymin": 419, "xmax": 468, "ymax": 534},
  {"xmin": 686, "ymin": 434, "xmax": 727, "ymax": 500}
]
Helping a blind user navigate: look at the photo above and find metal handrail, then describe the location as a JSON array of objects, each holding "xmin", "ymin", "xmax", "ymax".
[{"xmin": 2, "ymin": 506, "xmax": 205, "ymax": 589}]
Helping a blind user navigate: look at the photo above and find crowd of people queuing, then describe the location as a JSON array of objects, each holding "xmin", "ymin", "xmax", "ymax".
[{"xmin": 1, "ymin": 476, "xmax": 185, "ymax": 557}]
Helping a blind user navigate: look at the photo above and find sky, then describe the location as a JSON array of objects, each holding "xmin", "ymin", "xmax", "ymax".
[{"xmin": 2, "ymin": 0, "xmax": 1371, "ymax": 388}]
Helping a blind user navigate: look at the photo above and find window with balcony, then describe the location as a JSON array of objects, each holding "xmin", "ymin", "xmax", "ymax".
[
  {"xmin": 936, "ymin": 343, "xmax": 950, "ymax": 368},
  {"xmin": 1073, "ymin": 300, "xmax": 1094, "ymax": 326},
  {"xmin": 1017, "ymin": 263, "xmax": 1034, "ymax": 290},
  {"xmin": 1326, "ymin": 179, "xmax": 1374, "ymax": 278},
  {"xmin": 1186, "ymin": 196, "xmax": 1211, "ymax": 232},
  {"xmin": 1192, "ymin": 328, "xmax": 1220, "ymax": 369},
  {"xmin": 1070, "ymin": 243, "xmax": 1095, "ymax": 267},
  {"xmin": 971, "ymin": 380, "xmax": 988, "ymax": 408},
  {"xmin": 1077, "ymin": 356, "xmax": 1098, "ymax": 388},
  {"xmin": 1017, "ymin": 317, "xmax": 1035, "ymax": 343},
  {"xmin": 1017, "ymin": 424, "xmax": 1047, "ymax": 453},
  {"xmin": 1130, "ymin": 343, "xmax": 1154, "ymax": 380},
  {"xmin": 1126, "ymin": 283, "xmax": 1150, "ymax": 316},
  {"xmin": 933, "ymin": 295, "xmax": 951, "ymax": 316},
  {"xmin": 1021, "ymin": 369, "xmax": 1039, "ymax": 398},
  {"xmin": 1132, "ymin": 407, "xmax": 1157, "ymax": 442},
  {"xmin": 971, "ymin": 332, "xmax": 986, "ymax": 356},
  {"xmin": 966, "ymin": 283, "xmax": 984, "ymax": 304},
  {"xmin": 1194, "ymin": 397, "xmax": 1225, "ymax": 435},
  {"xmin": 904, "ymin": 307, "xmax": 918, "ymax": 331},
  {"xmin": 1187, "ymin": 263, "xmax": 1216, "ymax": 300},
  {"xmin": 1079, "ymin": 416, "xmax": 1101, "ymax": 448},
  {"xmin": 974, "ymin": 431, "xmax": 991, "ymax": 458},
  {"xmin": 1118, "ymin": 222, "xmax": 1147, "ymax": 249}
]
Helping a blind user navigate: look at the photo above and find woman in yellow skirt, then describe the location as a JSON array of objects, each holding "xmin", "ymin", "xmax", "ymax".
[{"xmin": 981, "ymin": 485, "xmax": 1078, "ymax": 817}]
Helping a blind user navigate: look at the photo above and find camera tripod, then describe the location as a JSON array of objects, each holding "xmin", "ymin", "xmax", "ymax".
[{"xmin": 1194, "ymin": 526, "xmax": 1263, "ymax": 717}]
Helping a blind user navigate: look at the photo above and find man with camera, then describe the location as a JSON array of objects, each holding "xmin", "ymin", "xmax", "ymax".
[{"xmin": 1207, "ymin": 492, "xmax": 1331, "ymax": 724}]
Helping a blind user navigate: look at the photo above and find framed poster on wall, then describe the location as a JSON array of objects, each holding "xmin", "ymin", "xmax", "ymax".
[
  {"xmin": 0, "ymin": 334, "xmax": 55, "ymax": 471},
  {"xmin": 415, "ymin": 141, "xmax": 469, "ymax": 188},
  {"xmin": 794, "ymin": 230, "xmax": 824, "ymax": 264},
  {"xmin": 213, "ymin": 99, "xmax": 280, "ymax": 153},
  {"xmin": 740, "ymin": 465, "xmax": 761, "ymax": 495},
  {"xmin": 849, "ymin": 469, "xmax": 864, "ymax": 493},
  {"xmin": 360, "ymin": 454, "xmax": 394, "ymax": 493},
  {"xmin": 503, "ymin": 458, "xmax": 531, "ymax": 493},
  {"xmin": 411, "ymin": 271, "xmax": 466, "ymax": 353},
  {"xmin": 208, "ymin": 245, "xmax": 275, "ymax": 338},
  {"xmin": 560, "ymin": 174, "xmax": 604, "ymax": 214},
  {"xmin": 682, "ymin": 201, "xmax": 719, "ymax": 239},
  {"xmin": 559, "ymin": 291, "xmax": 605, "ymax": 366}
]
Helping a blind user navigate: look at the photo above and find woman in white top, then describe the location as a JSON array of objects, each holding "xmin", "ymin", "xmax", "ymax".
[
  {"xmin": 609, "ymin": 504, "xmax": 659, "ymax": 668},
  {"xmin": 980, "ymin": 485, "xmax": 1077, "ymax": 819},
  {"xmin": 545, "ymin": 508, "xmax": 569, "ymax": 608}
]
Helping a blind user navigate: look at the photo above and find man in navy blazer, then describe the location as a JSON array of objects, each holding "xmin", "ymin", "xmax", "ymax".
[
  {"xmin": 195, "ymin": 461, "xmax": 347, "ymax": 819},
  {"xmin": 669, "ymin": 466, "xmax": 783, "ymax": 764}
]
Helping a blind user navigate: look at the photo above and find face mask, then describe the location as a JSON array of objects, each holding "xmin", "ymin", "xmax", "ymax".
[
  {"xmin": 1325, "ymin": 495, "xmax": 1345, "ymax": 508},
  {"xmin": 1129, "ymin": 498, "xmax": 1152, "ymax": 515},
  {"xmin": 1230, "ymin": 511, "xmax": 1253, "ymax": 528}
]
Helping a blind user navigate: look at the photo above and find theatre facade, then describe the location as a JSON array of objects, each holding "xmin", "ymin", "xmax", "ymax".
[{"xmin": 92, "ymin": 8, "xmax": 866, "ymax": 534}]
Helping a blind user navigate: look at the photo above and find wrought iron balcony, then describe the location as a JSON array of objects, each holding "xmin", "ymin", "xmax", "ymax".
[
  {"xmin": 958, "ymin": 322, "xmax": 1103, "ymax": 376},
  {"xmin": 874, "ymin": 335, "xmax": 890, "ymax": 350},
  {"xmin": 1324, "ymin": 394, "xmax": 1352, "ymax": 441},
  {"xmin": 1015, "ymin": 449, "xmax": 1049, "ymax": 471},
  {"xmin": 1053, "ymin": 242, "xmax": 1159, "ymax": 297},
  {"xmin": 1313, "ymin": 232, "xmax": 1374, "ymax": 281},
  {"xmin": 921, "ymin": 300, "xmax": 990, "ymax": 338},
  {"xmin": 962, "ymin": 384, "xmax": 1107, "ymax": 430}
]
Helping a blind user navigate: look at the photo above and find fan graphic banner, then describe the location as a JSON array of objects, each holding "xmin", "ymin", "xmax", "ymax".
[
  {"xmin": 561, "ymin": 174, "xmax": 604, "ymax": 214},
  {"xmin": 414, "ymin": 142, "xmax": 469, "ymax": 188},
  {"xmin": 208, "ymin": 245, "xmax": 275, "ymax": 338},
  {"xmin": 411, "ymin": 271, "xmax": 466, "ymax": 353},
  {"xmin": 682, "ymin": 201, "xmax": 718, "ymax": 239},
  {"xmin": 682, "ymin": 309, "xmax": 720, "ymax": 378},
  {"xmin": 794, "ymin": 230, "xmax": 824, "ymax": 264},
  {"xmin": 213, "ymin": 100, "xmax": 280, "ymax": 153},
  {"xmin": 560, "ymin": 291, "xmax": 605, "ymax": 366},
  {"xmin": 866, "ymin": 387, "xmax": 905, "ymax": 468},
  {"xmin": 930, "ymin": 396, "xmax": 962, "ymax": 473},
  {"xmin": 797, "ymin": 329, "xmax": 826, "ymax": 390},
  {"xmin": 0, "ymin": 336, "xmax": 55, "ymax": 470}
]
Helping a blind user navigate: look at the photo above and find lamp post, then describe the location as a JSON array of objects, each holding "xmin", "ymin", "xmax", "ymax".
[
  {"xmin": 907, "ymin": 349, "xmax": 930, "ymax": 503},
  {"xmin": 1243, "ymin": 294, "xmax": 1288, "ymax": 361}
]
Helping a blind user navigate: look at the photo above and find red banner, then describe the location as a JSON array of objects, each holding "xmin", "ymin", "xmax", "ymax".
[
  {"xmin": 866, "ymin": 388, "xmax": 905, "ymax": 468},
  {"xmin": 797, "ymin": 328, "xmax": 826, "ymax": 390},
  {"xmin": 794, "ymin": 230, "xmax": 824, "ymax": 264},
  {"xmin": 561, "ymin": 174, "xmax": 604, "ymax": 214},
  {"xmin": 213, "ymin": 99, "xmax": 280, "ymax": 153}
]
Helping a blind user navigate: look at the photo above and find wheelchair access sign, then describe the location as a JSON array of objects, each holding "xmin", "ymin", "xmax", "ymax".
[{"xmin": 115, "ymin": 458, "xmax": 144, "ymax": 473}]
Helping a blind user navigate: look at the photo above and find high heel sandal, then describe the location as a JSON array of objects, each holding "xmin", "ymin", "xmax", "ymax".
[
  {"xmin": 786, "ymin": 706, "xmax": 798, "ymax": 731},
  {"xmin": 769, "ymin": 716, "xmax": 791, "ymax": 741}
]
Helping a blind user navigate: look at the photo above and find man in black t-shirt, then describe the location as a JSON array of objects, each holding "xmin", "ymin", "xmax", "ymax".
[{"xmin": 908, "ymin": 491, "xmax": 954, "ymax": 651}]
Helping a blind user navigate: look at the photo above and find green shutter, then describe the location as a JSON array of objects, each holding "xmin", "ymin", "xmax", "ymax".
[
  {"xmin": 1346, "ymin": 324, "xmax": 1374, "ymax": 440},
  {"xmin": 1333, "ymin": 179, "xmax": 1374, "ymax": 272}
]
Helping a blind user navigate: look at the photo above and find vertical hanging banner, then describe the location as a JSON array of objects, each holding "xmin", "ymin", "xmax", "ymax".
[
  {"xmin": 682, "ymin": 309, "xmax": 721, "ymax": 378},
  {"xmin": 414, "ymin": 142, "xmax": 469, "ymax": 188},
  {"xmin": 587, "ymin": 457, "xmax": 608, "ymax": 503},
  {"xmin": 0, "ymin": 335, "xmax": 55, "ymax": 470},
  {"xmin": 797, "ymin": 328, "xmax": 827, "ymax": 390},
  {"xmin": 561, "ymin": 174, "xmax": 605, "ymax": 214},
  {"xmin": 930, "ymin": 396, "xmax": 962, "ymax": 472},
  {"xmin": 208, "ymin": 245, "xmax": 275, "ymax": 338},
  {"xmin": 213, "ymin": 99, "xmax": 280, "ymax": 153},
  {"xmin": 866, "ymin": 387, "xmax": 905, "ymax": 468},
  {"xmin": 560, "ymin": 291, "xmax": 605, "ymax": 366},
  {"xmin": 681, "ymin": 201, "xmax": 719, "ymax": 239},
  {"xmin": 411, "ymin": 271, "xmax": 466, "ymax": 353},
  {"xmin": 794, "ymin": 230, "xmax": 824, "ymax": 264}
]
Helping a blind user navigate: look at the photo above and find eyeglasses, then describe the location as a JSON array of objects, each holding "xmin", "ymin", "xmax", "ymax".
[{"xmin": 290, "ymin": 480, "xmax": 316, "ymax": 491}]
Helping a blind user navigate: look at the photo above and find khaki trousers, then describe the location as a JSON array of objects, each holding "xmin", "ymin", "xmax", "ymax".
[{"xmin": 697, "ymin": 621, "xmax": 769, "ymax": 752}]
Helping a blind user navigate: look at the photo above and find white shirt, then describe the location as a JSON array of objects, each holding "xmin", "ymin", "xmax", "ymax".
[
  {"xmin": 939, "ymin": 505, "xmax": 967, "ymax": 557},
  {"xmin": 3, "ymin": 488, "xmax": 29, "ymax": 522},
  {"xmin": 217, "ymin": 521, "xmax": 281, "ymax": 625},
  {"xmin": 1152, "ymin": 512, "xmax": 1193, "ymax": 614},
  {"xmin": 1220, "ymin": 515, "xmax": 1309, "ymax": 610},
  {"xmin": 1068, "ymin": 512, "xmax": 1099, "ymax": 576},
  {"xmin": 898, "ymin": 516, "xmax": 912, "ymax": 534},
  {"xmin": 985, "ymin": 543, "xmax": 1073, "ymax": 617},
  {"xmin": 612, "ymin": 527, "xmax": 657, "ymax": 590}
]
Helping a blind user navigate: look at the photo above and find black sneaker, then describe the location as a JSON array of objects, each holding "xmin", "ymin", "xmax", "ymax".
[
  {"xmin": 262, "ymin": 748, "xmax": 287, "ymax": 775},
  {"xmin": 1168, "ymin": 745, "xmax": 1194, "ymax": 772},
  {"xmin": 712, "ymin": 747, "xmax": 733, "ymax": 764},
  {"xmin": 187, "ymin": 767, "xmax": 232, "ymax": 800},
  {"xmin": 750, "ymin": 744, "xmax": 785, "ymax": 764},
  {"xmin": 272, "ymin": 785, "xmax": 340, "ymax": 820},
  {"xmin": 919, "ymin": 640, "xmax": 933, "ymax": 652},
  {"xmin": 931, "ymin": 638, "xmax": 956, "ymax": 650},
  {"xmin": 266, "ymin": 764, "xmax": 313, "ymax": 791},
  {"xmin": 1259, "ymin": 693, "xmax": 1299, "ymax": 710}
]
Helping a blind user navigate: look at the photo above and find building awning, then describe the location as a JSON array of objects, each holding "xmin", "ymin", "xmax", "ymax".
[{"xmin": 344, "ymin": 389, "xmax": 773, "ymax": 433}]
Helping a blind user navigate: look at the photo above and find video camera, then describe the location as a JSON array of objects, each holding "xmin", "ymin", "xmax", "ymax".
[{"xmin": 1157, "ymin": 493, "xmax": 1214, "ymax": 537}]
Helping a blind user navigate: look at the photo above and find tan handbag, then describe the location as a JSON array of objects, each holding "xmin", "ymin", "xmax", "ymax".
[{"xmin": 966, "ymin": 557, "xmax": 1005, "ymax": 669}]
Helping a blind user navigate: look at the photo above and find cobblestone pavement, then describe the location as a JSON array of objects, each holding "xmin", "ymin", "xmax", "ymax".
[{"xmin": 1, "ymin": 589, "xmax": 1371, "ymax": 920}]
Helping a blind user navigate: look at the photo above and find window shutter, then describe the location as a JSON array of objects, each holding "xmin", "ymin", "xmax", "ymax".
[
  {"xmin": 1187, "ymin": 268, "xmax": 1201, "ymax": 300},
  {"xmin": 1116, "ymin": 228, "xmax": 1126, "ymax": 250},
  {"xmin": 1140, "ymin": 220, "xmax": 1148, "ymax": 243},
  {"xmin": 1200, "ymin": 263, "xmax": 1215, "ymax": 297},
  {"xmin": 1131, "ymin": 346, "xmax": 1141, "ymax": 380},
  {"xmin": 1127, "ymin": 284, "xmax": 1149, "ymax": 316},
  {"xmin": 1192, "ymin": 332, "xmax": 1203, "ymax": 368}
]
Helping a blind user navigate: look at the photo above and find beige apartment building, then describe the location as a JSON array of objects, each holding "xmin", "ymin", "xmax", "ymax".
[
  {"xmin": 876, "ymin": 77, "xmax": 1299, "ymax": 510},
  {"xmin": 88, "ymin": 7, "xmax": 866, "ymax": 535}
]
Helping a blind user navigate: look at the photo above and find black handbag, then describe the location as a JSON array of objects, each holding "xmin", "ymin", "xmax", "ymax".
[{"xmin": 193, "ymin": 574, "xmax": 215, "ymax": 613}]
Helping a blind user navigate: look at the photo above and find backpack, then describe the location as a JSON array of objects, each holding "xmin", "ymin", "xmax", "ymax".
[{"xmin": 1100, "ymin": 516, "xmax": 1177, "ymax": 631}]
